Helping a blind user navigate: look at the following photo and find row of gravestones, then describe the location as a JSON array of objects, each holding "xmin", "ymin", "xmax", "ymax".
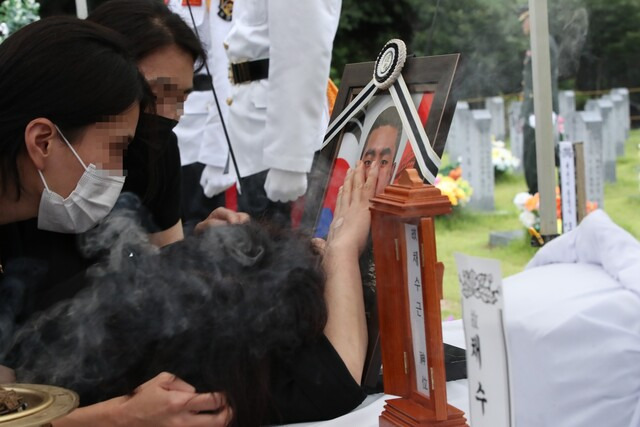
[
  {"xmin": 445, "ymin": 90, "xmax": 631, "ymax": 211},
  {"xmin": 446, "ymin": 97, "xmax": 507, "ymax": 212},
  {"xmin": 560, "ymin": 88, "xmax": 630, "ymax": 209}
]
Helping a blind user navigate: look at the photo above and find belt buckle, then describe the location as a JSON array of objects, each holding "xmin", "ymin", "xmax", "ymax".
[
  {"xmin": 228, "ymin": 63, "xmax": 236, "ymax": 85},
  {"xmin": 229, "ymin": 61, "xmax": 249, "ymax": 85}
]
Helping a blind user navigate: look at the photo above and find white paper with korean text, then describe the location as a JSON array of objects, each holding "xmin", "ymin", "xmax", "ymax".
[{"xmin": 454, "ymin": 253, "xmax": 513, "ymax": 427}]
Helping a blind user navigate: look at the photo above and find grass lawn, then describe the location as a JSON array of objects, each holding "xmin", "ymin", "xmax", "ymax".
[{"xmin": 436, "ymin": 129, "xmax": 640, "ymax": 319}]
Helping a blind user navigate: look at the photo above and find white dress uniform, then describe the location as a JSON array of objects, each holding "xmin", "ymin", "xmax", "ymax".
[
  {"xmin": 224, "ymin": 0, "xmax": 341, "ymax": 201},
  {"xmin": 168, "ymin": 0, "xmax": 235, "ymax": 197}
]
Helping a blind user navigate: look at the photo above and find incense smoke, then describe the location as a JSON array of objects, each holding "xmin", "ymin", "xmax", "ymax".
[{"xmin": 4, "ymin": 193, "xmax": 328, "ymax": 426}]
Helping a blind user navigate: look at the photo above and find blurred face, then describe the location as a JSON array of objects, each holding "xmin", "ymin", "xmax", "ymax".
[
  {"xmin": 42, "ymin": 103, "xmax": 139, "ymax": 198},
  {"xmin": 137, "ymin": 44, "xmax": 194, "ymax": 120},
  {"xmin": 361, "ymin": 125, "xmax": 399, "ymax": 194}
]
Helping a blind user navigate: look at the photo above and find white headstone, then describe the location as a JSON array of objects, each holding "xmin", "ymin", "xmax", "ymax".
[
  {"xmin": 485, "ymin": 97, "xmax": 506, "ymax": 141},
  {"xmin": 572, "ymin": 110, "xmax": 605, "ymax": 208},
  {"xmin": 463, "ymin": 110, "xmax": 494, "ymax": 211},
  {"xmin": 612, "ymin": 88, "xmax": 631, "ymax": 139},
  {"xmin": 558, "ymin": 91, "xmax": 576, "ymax": 120},
  {"xmin": 446, "ymin": 101, "xmax": 471, "ymax": 165},
  {"xmin": 608, "ymin": 93, "xmax": 626, "ymax": 157},
  {"xmin": 585, "ymin": 99, "xmax": 616, "ymax": 183},
  {"xmin": 508, "ymin": 101, "xmax": 523, "ymax": 173},
  {"xmin": 455, "ymin": 253, "xmax": 513, "ymax": 427}
]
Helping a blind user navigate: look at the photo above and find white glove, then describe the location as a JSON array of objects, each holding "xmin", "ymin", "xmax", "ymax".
[
  {"xmin": 264, "ymin": 168, "xmax": 307, "ymax": 202},
  {"xmin": 200, "ymin": 165, "xmax": 236, "ymax": 198}
]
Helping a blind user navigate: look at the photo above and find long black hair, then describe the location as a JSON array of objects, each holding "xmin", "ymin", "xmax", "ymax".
[
  {"xmin": 0, "ymin": 17, "xmax": 150, "ymax": 199},
  {"xmin": 88, "ymin": 0, "xmax": 206, "ymax": 71},
  {"xmin": 5, "ymin": 197, "xmax": 328, "ymax": 426}
]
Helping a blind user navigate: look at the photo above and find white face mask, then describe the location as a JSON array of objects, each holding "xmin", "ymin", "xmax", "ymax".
[{"xmin": 37, "ymin": 126, "xmax": 125, "ymax": 233}]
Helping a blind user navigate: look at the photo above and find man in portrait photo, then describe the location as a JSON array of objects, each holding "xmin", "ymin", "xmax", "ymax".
[{"xmin": 361, "ymin": 106, "xmax": 403, "ymax": 195}]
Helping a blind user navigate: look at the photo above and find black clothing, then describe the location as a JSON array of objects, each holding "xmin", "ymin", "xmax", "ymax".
[
  {"xmin": 123, "ymin": 113, "xmax": 182, "ymax": 232},
  {"xmin": 180, "ymin": 162, "xmax": 225, "ymax": 234}
]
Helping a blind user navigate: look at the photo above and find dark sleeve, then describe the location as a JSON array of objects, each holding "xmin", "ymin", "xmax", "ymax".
[
  {"xmin": 267, "ymin": 335, "xmax": 367, "ymax": 424},
  {"xmin": 123, "ymin": 131, "xmax": 182, "ymax": 232}
]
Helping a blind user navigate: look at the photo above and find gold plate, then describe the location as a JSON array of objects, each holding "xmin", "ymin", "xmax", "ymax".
[{"xmin": 0, "ymin": 384, "xmax": 78, "ymax": 426}]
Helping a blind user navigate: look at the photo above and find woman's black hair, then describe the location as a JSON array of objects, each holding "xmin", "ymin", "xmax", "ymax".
[
  {"xmin": 6, "ymin": 201, "xmax": 328, "ymax": 426},
  {"xmin": 0, "ymin": 16, "xmax": 149, "ymax": 198},
  {"xmin": 88, "ymin": 0, "xmax": 206, "ymax": 71}
]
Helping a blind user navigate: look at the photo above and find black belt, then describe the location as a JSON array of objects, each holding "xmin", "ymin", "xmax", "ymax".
[
  {"xmin": 229, "ymin": 58, "xmax": 269, "ymax": 84},
  {"xmin": 193, "ymin": 74, "xmax": 213, "ymax": 92}
]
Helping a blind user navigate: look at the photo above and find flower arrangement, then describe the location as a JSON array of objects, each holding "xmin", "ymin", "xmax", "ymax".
[
  {"xmin": 435, "ymin": 165, "xmax": 472, "ymax": 207},
  {"xmin": 513, "ymin": 189, "xmax": 598, "ymax": 231},
  {"xmin": 492, "ymin": 140, "xmax": 520, "ymax": 175},
  {"xmin": 0, "ymin": 0, "xmax": 40, "ymax": 43}
]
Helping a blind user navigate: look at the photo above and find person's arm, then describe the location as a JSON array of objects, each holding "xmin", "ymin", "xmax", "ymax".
[
  {"xmin": 261, "ymin": 0, "xmax": 341, "ymax": 202},
  {"xmin": 148, "ymin": 220, "xmax": 184, "ymax": 247},
  {"xmin": 322, "ymin": 160, "xmax": 379, "ymax": 384},
  {"xmin": 52, "ymin": 372, "xmax": 232, "ymax": 427}
]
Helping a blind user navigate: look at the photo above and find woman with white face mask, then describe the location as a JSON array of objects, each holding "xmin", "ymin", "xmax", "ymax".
[{"xmin": 0, "ymin": 17, "xmax": 231, "ymax": 427}]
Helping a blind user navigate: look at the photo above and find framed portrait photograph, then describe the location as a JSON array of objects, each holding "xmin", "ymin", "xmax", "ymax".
[{"xmin": 302, "ymin": 54, "xmax": 461, "ymax": 238}]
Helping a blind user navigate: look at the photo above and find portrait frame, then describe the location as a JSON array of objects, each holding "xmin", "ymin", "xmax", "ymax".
[
  {"xmin": 300, "ymin": 53, "xmax": 460, "ymax": 389},
  {"xmin": 301, "ymin": 54, "xmax": 461, "ymax": 235}
]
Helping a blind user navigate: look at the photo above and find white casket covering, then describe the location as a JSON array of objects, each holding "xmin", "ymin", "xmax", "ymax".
[{"xmin": 504, "ymin": 210, "xmax": 640, "ymax": 426}]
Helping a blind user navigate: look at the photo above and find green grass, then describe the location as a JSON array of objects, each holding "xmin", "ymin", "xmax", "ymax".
[{"xmin": 436, "ymin": 129, "xmax": 640, "ymax": 319}]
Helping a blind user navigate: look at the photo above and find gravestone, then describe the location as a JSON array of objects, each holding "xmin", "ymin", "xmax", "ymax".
[
  {"xmin": 572, "ymin": 110, "xmax": 605, "ymax": 208},
  {"xmin": 585, "ymin": 99, "xmax": 616, "ymax": 183},
  {"xmin": 485, "ymin": 97, "xmax": 506, "ymax": 141},
  {"xmin": 612, "ymin": 88, "xmax": 630, "ymax": 139},
  {"xmin": 558, "ymin": 91, "xmax": 576, "ymax": 121},
  {"xmin": 446, "ymin": 101, "xmax": 471, "ymax": 165},
  {"xmin": 463, "ymin": 109, "xmax": 494, "ymax": 211},
  {"xmin": 608, "ymin": 93, "xmax": 626, "ymax": 157},
  {"xmin": 508, "ymin": 101, "xmax": 523, "ymax": 173}
]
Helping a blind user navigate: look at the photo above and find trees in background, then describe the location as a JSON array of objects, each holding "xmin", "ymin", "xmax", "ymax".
[{"xmin": 333, "ymin": 0, "xmax": 640, "ymax": 101}]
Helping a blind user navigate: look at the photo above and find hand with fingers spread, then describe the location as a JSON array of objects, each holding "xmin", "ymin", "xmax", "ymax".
[
  {"xmin": 326, "ymin": 160, "xmax": 380, "ymax": 257},
  {"xmin": 52, "ymin": 372, "xmax": 232, "ymax": 427},
  {"xmin": 194, "ymin": 207, "xmax": 251, "ymax": 234},
  {"xmin": 322, "ymin": 160, "xmax": 379, "ymax": 385}
]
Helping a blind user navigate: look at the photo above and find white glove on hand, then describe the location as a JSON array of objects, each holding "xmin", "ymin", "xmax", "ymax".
[
  {"xmin": 200, "ymin": 165, "xmax": 236, "ymax": 198},
  {"xmin": 264, "ymin": 168, "xmax": 307, "ymax": 202}
]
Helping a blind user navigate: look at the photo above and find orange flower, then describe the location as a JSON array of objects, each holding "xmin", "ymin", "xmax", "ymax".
[
  {"xmin": 586, "ymin": 201, "xmax": 598, "ymax": 213},
  {"xmin": 449, "ymin": 166, "xmax": 462, "ymax": 180},
  {"xmin": 524, "ymin": 193, "xmax": 539, "ymax": 212}
]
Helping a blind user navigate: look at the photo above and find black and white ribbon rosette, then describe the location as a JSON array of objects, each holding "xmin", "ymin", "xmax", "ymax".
[{"xmin": 323, "ymin": 39, "xmax": 441, "ymax": 183}]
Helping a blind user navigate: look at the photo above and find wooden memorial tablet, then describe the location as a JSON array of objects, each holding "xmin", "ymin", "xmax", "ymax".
[{"xmin": 370, "ymin": 169, "xmax": 467, "ymax": 426}]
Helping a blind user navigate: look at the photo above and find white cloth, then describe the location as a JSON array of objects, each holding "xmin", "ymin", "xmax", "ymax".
[
  {"xmin": 503, "ymin": 210, "xmax": 640, "ymax": 427},
  {"xmin": 224, "ymin": 0, "xmax": 340, "ymax": 178},
  {"xmin": 168, "ymin": 0, "xmax": 232, "ymax": 170}
]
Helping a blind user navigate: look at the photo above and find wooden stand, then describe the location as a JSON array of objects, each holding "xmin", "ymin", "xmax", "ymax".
[{"xmin": 370, "ymin": 169, "xmax": 467, "ymax": 427}]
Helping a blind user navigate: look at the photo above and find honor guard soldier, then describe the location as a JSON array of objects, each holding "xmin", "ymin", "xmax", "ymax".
[
  {"xmin": 224, "ymin": 0, "xmax": 341, "ymax": 225},
  {"xmin": 167, "ymin": 0, "xmax": 236, "ymax": 226}
]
